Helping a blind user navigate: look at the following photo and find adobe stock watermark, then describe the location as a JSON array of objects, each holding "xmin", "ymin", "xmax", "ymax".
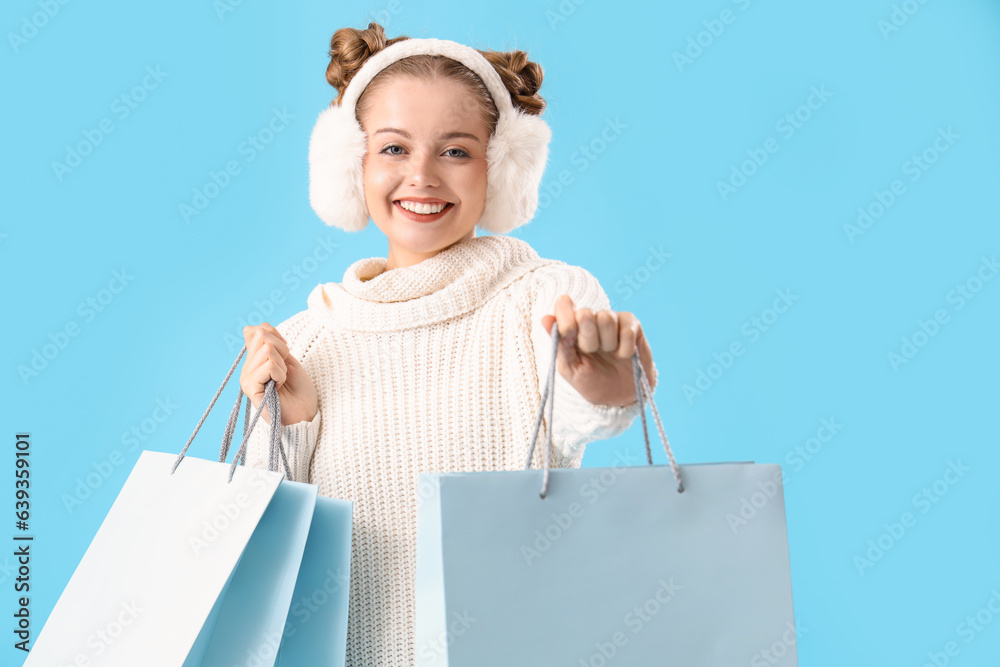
[
  {"xmin": 235, "ymin": 632, "xmax": 284, "ymax": 666},
  {"xmin": 51, "ymin": 66, "xmax": 168, "ymax": 182},
  {"xmin": 878, "ymin": 0, "xmax": 932, "ymax": 40},
  {"xmin": 672, "ymin": 0, "xmax": 754, "ymax": 72},
  {"xmin": 62, "ymin": 397, "xmax": 179, "ymax": 513},
  {"xmin": 724, "ymin": 468, "xmax": 784, "ymax": 535},
  {"xmin": 58, "ymin": 599, "xmax": 144, "ymax": 664},
  {"xmin": 536, "ymin": 117, "xmax": 628, "ymax": 212},
  {"xmin": 417, "ymin": 609, "xmax": 478, "ymax": 665},
  {"xmin": 682, "ymin": 288, "xmax": 799, "ymax": 404},
  {"xmin": 223, "ymin": 234, "xmax": 340, "ymax": 353},
  {"xmin": 221, "ymin": 565, "xmax": 352, "ymax": 665},
  {"xmin": 609, "ymin": 245, "xmax": 672, "ymax": 308},
  {"xmin": 179, "ymin": 107, "xmax": 295, "ymax": 223},
  {"xmin": 242, "ymin": 565, "xmax": 351, "ymax": 665},
  {"xmin": 520, "ymin": 448, "xmax": 642, "ymax": 567},
  {"xmin": 853, "ymin": 458, "xmax": 969, "ymax": 575},
  {"xmin": 0, "ymin": 557, "xmax": 13, "ymax": 587},
  {"xmin": 212, "ymin": 0, "xmax": 264, "ymax": 20},
  {"xmin": 544, "ymin": 0, "xmax": 590, "ymax": 30},
  {"xmin": 284, "ymin": 564, "xmax": 350, "ymax": 631},
  {"xmin": 364, "ymin": 0, "xmax": 405, "ymax": 28},
  {"xmin": 434, "ymin": 98, "xmax": 626, "ymax": 210},
  {"xmin": 749, "ymin": 619, "xmax": 807, "ymax": 667},
  {"xmin": 17, "ymin": 269, "xmax": 134, "ymax": 385},
  {"xmin": 784, "ymin": 417, "xmax": 843, "ymax": 474},
  {"xmin": 919, "ymin": 587, "xmax": 1000, "ymax": 667},
  {"xmin": 843, "ymin": 126, "xmax": 959, "ymax": 244},
  {"xmin": 726, "ymin": 417, "xmax": 843, "ymax": 535},
  {"xmin": 187, "ymin": 473, "xmax": 273, "ymax": 556},
  {"xmin": 578, "ymin": 577, "xmax": 681, "ymax": 666},
  {"xmin": 886, "ymin": 254, "xmax": 997, "ymax": 372},
  {"xmin": 7, "ymin": 0, "xmax": 73, "ymax": 54},
  {"xmin": 716, "ymin": 85, "xmax": 833, "ymax": 202}
]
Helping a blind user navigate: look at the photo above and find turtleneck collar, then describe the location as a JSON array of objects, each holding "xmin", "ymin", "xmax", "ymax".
[{"xmin": 307, "ymin": 234, "xmax": 559, "ymax": 332}]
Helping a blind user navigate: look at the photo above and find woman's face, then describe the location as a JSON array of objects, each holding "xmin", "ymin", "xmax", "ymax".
[{"xmin": 360, "ymin": 76, "xmax": 491, "ymax": 270}]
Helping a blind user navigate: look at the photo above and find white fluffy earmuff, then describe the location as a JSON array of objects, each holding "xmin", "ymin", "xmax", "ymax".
[{"xmin": 307, "ymin": 37, "xmax": 552, "ymax": 234}]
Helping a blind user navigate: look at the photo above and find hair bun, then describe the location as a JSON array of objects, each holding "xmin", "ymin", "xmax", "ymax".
[
  {"xmin": 482, "ymin": 49, "xmax": 546, "ymax": 116},
  {"xmin": 325, "ymin": 22, "xmax": 409, "ymax": 101}
]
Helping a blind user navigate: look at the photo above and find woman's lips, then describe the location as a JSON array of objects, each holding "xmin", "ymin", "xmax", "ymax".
[{"xmin": 394, "ymin": 201, "xmax": 454, "ymax": 223}]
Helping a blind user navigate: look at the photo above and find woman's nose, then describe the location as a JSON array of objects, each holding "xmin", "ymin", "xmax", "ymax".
[{"xmin": 407, "ymin": 150, "xmax": 440, "ymax": 187}]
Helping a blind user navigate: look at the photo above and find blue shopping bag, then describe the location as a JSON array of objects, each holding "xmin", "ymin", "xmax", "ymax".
[
  {"xmin": 415, "ymin": 325, "xmax": 798, "ymax": 666},
  {"xmin": 275, "ymin": 495, "xmax": 354, "ymax": 666},
  {"xmin": 193, "ymin": 479, "xmax": 318, "ymax": 665}
]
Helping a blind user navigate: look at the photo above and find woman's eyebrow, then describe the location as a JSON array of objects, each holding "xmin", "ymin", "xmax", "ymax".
[{"xmin": 373, "ymin": 127, "xmax": 481, "ymax": 143}]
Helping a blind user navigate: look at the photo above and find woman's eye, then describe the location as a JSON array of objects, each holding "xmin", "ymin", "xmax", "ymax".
[{"xmin": 378, "ymin": 145, "xmax": 469, "ymax": 158}]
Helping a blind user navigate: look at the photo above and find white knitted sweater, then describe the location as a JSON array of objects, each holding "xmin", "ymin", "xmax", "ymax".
[{"xmin": 243, "ymin": 234, "xmax": 656, "ymax": 667}]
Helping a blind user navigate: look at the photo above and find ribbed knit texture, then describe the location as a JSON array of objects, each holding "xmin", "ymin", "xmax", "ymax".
[{"xmin": 243, "ymin": 234, "xmax": 657, "ymax": 667}]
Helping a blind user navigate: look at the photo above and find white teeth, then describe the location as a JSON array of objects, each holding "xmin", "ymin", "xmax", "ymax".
[{"xmin": 398, "ymin": 200, "xmax": 447, "ymax": 214}]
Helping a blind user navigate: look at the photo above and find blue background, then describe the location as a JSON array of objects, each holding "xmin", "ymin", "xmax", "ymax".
[{"xmin": 3, "ymin": 0, "xmax": 998, "ymax": 664}]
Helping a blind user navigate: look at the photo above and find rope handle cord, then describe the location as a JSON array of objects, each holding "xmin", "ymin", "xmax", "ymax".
[
  {"xmin": 523, "ymin": 322, "xmax": 684, "ymax": 498},
  {"xmin": 171, "ymin": 345, "xmax": 291, "ymax": 483}
]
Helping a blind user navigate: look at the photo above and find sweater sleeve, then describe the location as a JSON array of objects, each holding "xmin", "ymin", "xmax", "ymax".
[
  {"xmin": 240, "ymin": 311, "xmax": 323, "ymax": 483},
  {"xmin": 525, "ymin": 263, "xmax": 658, "ymax": 467}
]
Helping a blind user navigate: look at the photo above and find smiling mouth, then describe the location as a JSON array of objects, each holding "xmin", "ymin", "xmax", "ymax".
[
  {"xmin": 393, "ymin": 200, "xmax": 455, "ymax": 221},
  {"xmin": 394, "ymin": 200, "xmax": 454, "ymax": 214}
]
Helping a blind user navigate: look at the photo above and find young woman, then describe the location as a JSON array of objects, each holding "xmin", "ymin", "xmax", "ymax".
[{"xmin": 239, "ymin": 22, "xmax": 658, "ymax": 666}]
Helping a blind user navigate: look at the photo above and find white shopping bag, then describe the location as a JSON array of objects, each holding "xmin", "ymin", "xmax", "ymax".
[{"xmin": 25, "ymin": 345, "xmax": 336, "ymax": 666}]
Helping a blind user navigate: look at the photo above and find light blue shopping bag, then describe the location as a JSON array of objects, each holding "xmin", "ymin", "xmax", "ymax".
[
  {"xmin": 415, "ymin": 325, "xmax": 798, "ymax": 666},
  {"xmin": 275, "ymin": 495, "xmax": 354, "ymax": 666},
  {"xmin": 191, "ymin": 479, "xmax": 318, "ymax": 666}
]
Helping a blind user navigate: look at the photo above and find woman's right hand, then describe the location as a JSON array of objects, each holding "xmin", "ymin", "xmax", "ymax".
[{"xmin": 239, "ymin": 323, "xmax": 318, "ymax": 426}]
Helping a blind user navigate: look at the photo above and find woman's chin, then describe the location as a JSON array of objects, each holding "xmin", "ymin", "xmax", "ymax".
[
  {"xmin": 371, "ymin": 212, "xmax": 476, "ymax": 252},
  {"xmin": 392, "ymin": 227, "xmax": 475, "ymax": 255}
]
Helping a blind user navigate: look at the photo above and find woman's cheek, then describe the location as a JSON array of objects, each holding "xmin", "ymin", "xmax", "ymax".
[{"xmin": 367, "ymin": 166, "xmax": 401, "ymax": 201}]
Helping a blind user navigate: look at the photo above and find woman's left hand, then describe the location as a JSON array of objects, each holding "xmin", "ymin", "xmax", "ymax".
[{"xmin": 541, "ymin": 294, "xmax": 657, "ymax": 408}]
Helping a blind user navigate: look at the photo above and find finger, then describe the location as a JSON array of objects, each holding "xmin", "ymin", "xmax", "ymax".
[
  {"xmin": 551, "ymin": 295, "xmax": 583, "ymax": 369},
  {"xmin": 246, "ymin": 359, "xmax": 285, "ymax": 424},
  {"xmin": 260, "ymin": 322, "xmax": 287, "ymax": 345},
  {"xmin": 243, "ymin": 324, "xmax": 263, "ymax": 347},
  {"xmin": 244, "ymin": 339, "xmax": 288, "ymax": 388},
  {"xmin": 247, "ymin": 327, "xmax": 290, "ymax": 362},
  {"xmin": 249, "ymin": 355, "xmax": 287, "ymax": 390},
  {"xmin": 594, "ymin": 310, "xmax": 619, "ymax": 353},
  {"xmin": 575, "ymin": 308, "xmax": 599, "ymax": 354},
  {"xmin": 636, "ymin": 325, "xmax": 657, "ymax": 391},
  {"xmin": 284, "ymin": 351, "xmax": 303, "ymax": 371},
  {"xmin": 616, "ymin": 312, "xmax": 640, "ymax": 359},
  {"xmin": 554, "ymin": 294, "xmax": 577, "ymax": 345},
  {"xmin": 243, "ymin": 323, "xmax": 287, "ymax": 349},
  {"xmin": 245, "ymin": 344, "xmax": 287, "ymax": 382}
]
